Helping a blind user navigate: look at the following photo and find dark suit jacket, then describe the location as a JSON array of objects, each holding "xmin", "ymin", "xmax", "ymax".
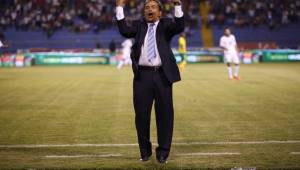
[{"xmin": 117, "ymin": 16, "xmax": 185, "ymax": 84}]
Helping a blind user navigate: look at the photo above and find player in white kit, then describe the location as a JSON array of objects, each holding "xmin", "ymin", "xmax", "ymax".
[
  {"xmin": 117, "ymin": 39, "xmax": 133, "ymax": 69},
  {"xmin": 220, "ymin": 27, "xmax": 240, "ymax": 80}
]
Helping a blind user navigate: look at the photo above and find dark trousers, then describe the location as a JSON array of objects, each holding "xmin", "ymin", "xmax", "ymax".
[{"xmin": 133, "ymin": 67, "xmax": 174, "ymax": 159}]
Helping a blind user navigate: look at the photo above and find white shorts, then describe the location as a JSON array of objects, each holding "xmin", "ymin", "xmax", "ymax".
[{"xmin": 224, "ymin": 52, "xmax": 240, "ymax": 64}]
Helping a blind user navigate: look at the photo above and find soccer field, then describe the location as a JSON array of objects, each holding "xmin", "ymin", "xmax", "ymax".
[{"xmin": 0, "ymin": 63, "xmax": 299, "ymax": 169}]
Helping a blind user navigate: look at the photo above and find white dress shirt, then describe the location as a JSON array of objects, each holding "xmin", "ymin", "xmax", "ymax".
[
  {"xmin": 116, "ymin": 5, "xmax": 183, "ymax": 66},
  {"xmin": 139, "ymin": 21, "xmax": 161, "ymax": 66}
]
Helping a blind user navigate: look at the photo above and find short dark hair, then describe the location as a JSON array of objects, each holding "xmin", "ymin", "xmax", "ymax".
[
  {"xmin": 224, "ymin": 27, "xmax": 230, "ymax": 31},
  {"xmin": 144, "ymin": 0, "xmax": 163, "ymax": 11}
]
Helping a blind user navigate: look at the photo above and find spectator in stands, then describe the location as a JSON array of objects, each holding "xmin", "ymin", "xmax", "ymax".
[
  {"xmin": 0, "ymin": 0, "xmax": 299, "ymax": 36},
  {"xmin": 206, "ymin": 0, "xmax": 300, "ymax": 30},
  {"xmin": 0, "ymin": 0, "xmax": 199, "ymax": 36}
]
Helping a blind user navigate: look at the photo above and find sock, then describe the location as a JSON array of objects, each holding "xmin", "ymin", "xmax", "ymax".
[
  {"xmin": 234, "ymin": 65, "xmax": 239, "ymax": 77},
  {"xmin": 227, "ymin": 67, "xmax": 233, "ymax": 79}
]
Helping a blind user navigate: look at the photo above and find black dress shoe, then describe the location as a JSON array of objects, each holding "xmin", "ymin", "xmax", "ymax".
[
  {"xmin": 140, "ymin": 153, "xmax": 152, "ymax": 162},
  {"xmin": 140, "ymin": 156, "xmax": 150, "ymax": 162},
  {"xmin": 156, "ymin": 156, "xmax": 168, "ymax": 164}
]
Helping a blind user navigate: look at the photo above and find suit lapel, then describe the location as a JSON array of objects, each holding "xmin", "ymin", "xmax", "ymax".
[
  {"xmin": 156, "ymin": 19, "xmax": 162, "ymax": 60},
  {"xmin": 140, "ymin": 20, "xmax": 148, "ymax": 45},
  {"xmin": 156, "ymin": 19, "xmax": 162, "ymax": 44},
  {"xmin": 133, "ymin": 20, "xmax": 147, "ymax": 61}
]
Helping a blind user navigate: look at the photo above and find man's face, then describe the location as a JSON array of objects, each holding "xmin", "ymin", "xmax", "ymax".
[
  {"xmin": 224, "ymin": 29, "xmax": 231, "ymax": 36},
  {"xmin": 144, "ymin": 0, "xmax": 162, "ymax": 23}
]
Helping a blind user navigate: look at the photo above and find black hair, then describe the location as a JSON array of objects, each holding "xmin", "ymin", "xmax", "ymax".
[{"xmin": 224, "ymin": 27, "xmax": 231, "ymax": 31}]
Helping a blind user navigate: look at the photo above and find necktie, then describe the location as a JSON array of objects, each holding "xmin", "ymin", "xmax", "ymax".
[{"xmin": 147, "ymin": 23, "xmax": 156, "ymax": 62}]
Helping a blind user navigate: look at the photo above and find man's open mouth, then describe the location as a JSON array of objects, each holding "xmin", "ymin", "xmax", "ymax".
[{"xmin": 148, "ymin": 13, "xmax": 154, "ymax": 17}]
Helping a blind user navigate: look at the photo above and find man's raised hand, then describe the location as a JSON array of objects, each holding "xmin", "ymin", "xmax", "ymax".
[
  {"xmin": 116, "ymin": 0, "xmax": 126, "ymax": 7},
  {"xmin": 173, "ymin": 0, "xmax": 181, "ymax": 6}
]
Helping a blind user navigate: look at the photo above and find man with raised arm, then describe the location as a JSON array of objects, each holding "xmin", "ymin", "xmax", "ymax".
[{"xmin": 115, "ymin": 0, "xmax": 184, "ymax": 164}]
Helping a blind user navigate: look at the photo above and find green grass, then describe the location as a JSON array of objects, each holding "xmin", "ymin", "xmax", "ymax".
[{"xmin": 0, "ymin": 63, "xmax": 299, "ymax": 169}]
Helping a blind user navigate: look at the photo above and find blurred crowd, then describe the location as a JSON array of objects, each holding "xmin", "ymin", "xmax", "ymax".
[
  {"xmin": 0, "ymin": 0, "xmax": 115, "ymax": 37},
  {"xmin": 0, "ymin": 0, "xmax": 299, "ymax": 38},
  {"xmin": 206, "ymin": 0, "xmax": 300, "ymax": 29},
  {"xmin": 0, "ymin": 0, "xmax": 199, "ymax": 38}
]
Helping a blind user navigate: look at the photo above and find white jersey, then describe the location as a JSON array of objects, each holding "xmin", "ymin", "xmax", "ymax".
[
  {"xmin": 0, "ymin": 40, "xmax": 3, "ymax": 48},
  {"xmin": 220, "ymin": 34, "xmax": 237, "ymax": 54},
  {"xmin": 122, "ymin": 39, "xmax": 132, "ymax": 49},
  {"xmin": 117, "ymin": 39, "xmax": 133, "ymax": 69},
  {"xmin": 121, "ymin": 39, "xmax": 133, "ymax": 59},
  {"xmin": 220, "ymin": 34, "xmax": 239, "ymax": 64}
]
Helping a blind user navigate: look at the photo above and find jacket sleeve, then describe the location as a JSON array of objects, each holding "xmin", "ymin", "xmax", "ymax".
[
  {"xmin": 165, "ymin": 16, "xmax": 185, "ymax": 37},
  {"xmin": 117, "ymin": 19, "xmax": 138, "ymax": 38}
]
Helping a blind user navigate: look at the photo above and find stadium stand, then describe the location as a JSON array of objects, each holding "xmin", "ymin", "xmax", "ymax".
[
  {"xmin": 0, "ymin": 0, "xmax": 299, "ymax": 51},
  {"xmin": 212, "ymin": 23, "xmax": 300, "ymax": 49}
]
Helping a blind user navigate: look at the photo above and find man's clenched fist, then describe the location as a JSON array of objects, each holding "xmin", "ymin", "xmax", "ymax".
[
  {"xmin": 173, "ymin": 0, "xmax": 181, "ymax": 6},
  {"xmin": 116, "ymin": 0, "xmax": 126, "ymax": 7}
]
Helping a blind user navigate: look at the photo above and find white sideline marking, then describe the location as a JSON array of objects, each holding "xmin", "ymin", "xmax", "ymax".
[
  {"xmin": 177, "ymin": 152, "xmax": 241, "ymax": 156},
  {"xmin": 0, "ymin": 143, "xmax": 138, "ymax": 148},
  {"xmin": 45, "ymin": 154, "xmax": 122, "ymax": 158},
  {"xmin": 173, "ymin": 140, "xmax": 300, "ymax": 145},
  {"xmin": 0, "ymin": 140, "xmax": 299, "ymax": 148},
  {"xmin": 290, "ymin": 152, "xmax": 300, "ymax": 155}
]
